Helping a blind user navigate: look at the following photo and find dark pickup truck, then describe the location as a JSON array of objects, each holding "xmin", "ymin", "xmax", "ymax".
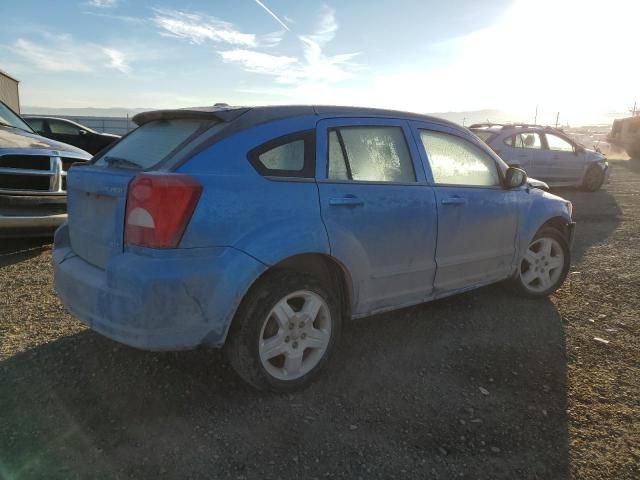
[{"xmin": 0, "ymin": 101, "xmax": 91, "ymax": 237}]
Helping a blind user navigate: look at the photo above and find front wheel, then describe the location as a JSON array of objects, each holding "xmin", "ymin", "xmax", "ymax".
[
  {"xmin": 511, "ymin": 227, "xmax": 570, "ymax": 297},
  {"xmin": 581, "ymin": 166, "xmax": 604, "ymax": 192},
  {"xmin": 224, "ymin": 271, "xmax": 341, "ymax": 392}
]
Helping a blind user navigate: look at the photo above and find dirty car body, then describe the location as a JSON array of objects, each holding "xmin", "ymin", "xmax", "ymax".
[
  {"xmin": 0, "ymin": 101, "xmax": 92, "ymax": 237},
  {"xmin": 54, "ymin": 105, "xmax": 575, "ymax": 388}
]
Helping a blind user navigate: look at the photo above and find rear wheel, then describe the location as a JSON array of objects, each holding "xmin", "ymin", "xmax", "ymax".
[
  {"xmin": 511, "ymin": 227, "xmax": 570, "ymax": 297},
  {"xmin": 224, "ymin": 271, "xmax": 341, "ymax": 392},
  {"xmin": 581, "ymin": 166, "xmax": 604, "ymax": 191}
]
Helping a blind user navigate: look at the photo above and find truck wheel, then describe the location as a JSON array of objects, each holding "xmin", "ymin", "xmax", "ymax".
[
  {"xmin": 581, "ymin": 166, "xmax": 604, "ymax": 192},
  {"xmin": 511, "ymin": 227, "xmax": 570, "ymax": 297},
  {"xmin": 224, "ymin": 271, "xmax": 341, "ymax": 392}
]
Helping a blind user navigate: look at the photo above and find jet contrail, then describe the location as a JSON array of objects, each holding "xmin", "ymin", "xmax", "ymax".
[{"xmin": 254, "ymin": 0, "xmax": 290, "ymax": 31}]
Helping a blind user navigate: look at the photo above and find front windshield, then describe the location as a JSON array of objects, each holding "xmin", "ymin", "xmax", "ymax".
[{"xmin": 0, "ymin": 102, "xmax": 34, "ymax": 133}]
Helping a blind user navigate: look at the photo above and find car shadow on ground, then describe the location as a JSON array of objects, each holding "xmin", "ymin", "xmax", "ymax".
[
  {"xmin": 0, "ymin": 286, "xmax": 569, "ymax": 479},
  {"xmin": 0, "ymin": 238, "xmax": 51, "ymax": 268},
  {"xmin": 549, "ymin": 162, "xmax": 623, "ymax": 264}
]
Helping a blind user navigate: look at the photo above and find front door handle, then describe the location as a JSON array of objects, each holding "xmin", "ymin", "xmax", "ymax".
[
  {"xmin": 329, "ymin": 195, "xmax": 364, "ymax": 207},
  {"xmin": 441, "ymin": 196, "xmax": 467, "ymax": 206}
]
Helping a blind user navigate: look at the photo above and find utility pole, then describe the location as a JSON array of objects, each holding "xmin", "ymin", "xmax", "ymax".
[
  {"xmin": 534, "ymin": 105, "xmax": 538, "ymax": 124},
  {"xmin": 555, "ymin": 112, "xmax": 560, "ymax": 128}
]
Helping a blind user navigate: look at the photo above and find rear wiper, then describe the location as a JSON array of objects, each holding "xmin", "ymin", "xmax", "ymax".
[{"xmin": 103, "ymin": 156, "xmax": 142, "ymax": 170}]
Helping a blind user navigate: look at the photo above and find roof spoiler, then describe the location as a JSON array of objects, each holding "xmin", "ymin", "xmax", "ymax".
[{"xmin": 132, "ymin": 107, "xmax": 250, "ymax": 126}]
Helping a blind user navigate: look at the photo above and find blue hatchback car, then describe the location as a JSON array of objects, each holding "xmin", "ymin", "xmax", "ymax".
[{"xmin": 54, "ymin": 105, "xmax": 575, "ymax": 391}]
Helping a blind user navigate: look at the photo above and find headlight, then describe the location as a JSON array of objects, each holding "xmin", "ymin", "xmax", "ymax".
[{"xmin": 566, "ymin": 201, "xmax": 573, "ymax": 218}]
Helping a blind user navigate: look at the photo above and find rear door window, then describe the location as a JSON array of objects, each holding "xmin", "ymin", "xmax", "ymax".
[
  {"xmin": 505, "ymin": 132, "xmax": 542, "ymax": 149},
  {"xmin": 327, "ymin": 126, "xmax": 416, "ymax": 183},
  {"xmin": 26, "ymin": 118, "xmax": 46, "ymax": 133},
  {"xmin": 94, "ymin": 119, "xmax": 213, "ymax": 170},
  {"xmin": 49, "ymin": 119, "xmax": 81, "ymax": 135}
]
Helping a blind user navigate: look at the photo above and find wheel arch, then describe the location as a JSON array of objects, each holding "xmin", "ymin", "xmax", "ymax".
[
  {"xmin": 539, "ymin": 215, "xmax": 573, "ymax": 242},
  {"xmin": 220, "ymin": 252, "xmax": 354, "ymax": 345}
]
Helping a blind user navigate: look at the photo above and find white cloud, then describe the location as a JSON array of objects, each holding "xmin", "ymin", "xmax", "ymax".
[
  {"xmin": 12, "ymin": 38, "xmax": 92, "ymax": 72},
  {"xmin": 12, "ymin": 35, "xmax": 130, "ymax": 74},
  {"xmin": 219, "ymin": 7, "xmax": 360, "ymax": 84},
  {"xmin": 102, "ymin": 47, "xmax": 130, "ymax": 73},
  {"xmin": 261, "ymin": 30, "xmax": 286, "ymax": 48},
  {"xmin": 86, "ymin": 0, "xmax": 118, "ymax": 8},
  {"xmin": 219, "ymin": 50, "xmax": 297, "ymax": 76},
  {"xmin": 152, "ymin": 9, "xmax": 257, "ymax": 47}
]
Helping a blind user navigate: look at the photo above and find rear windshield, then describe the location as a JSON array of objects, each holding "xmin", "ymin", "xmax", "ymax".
[
  {"xmin": 471, "ymin": 130, "xmax": 495, "ymax": 143},
  {"xmin": 94, "ymin": 118, "xmax": 215, "ymax": 170}
]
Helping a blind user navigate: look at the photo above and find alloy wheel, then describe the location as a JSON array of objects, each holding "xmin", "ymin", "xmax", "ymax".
[
  {"xmin": 258, "ymin": 290, "xmax": 332, "ymax": 381},
  {"xmin": 520, "ymin": 237, "xmax": 565, "ymax": 293}
]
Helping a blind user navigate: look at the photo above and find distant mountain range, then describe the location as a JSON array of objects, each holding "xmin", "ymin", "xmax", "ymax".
[{"xmin": 21, "ymin": 106, "xmax": 626, "ymax": 127}]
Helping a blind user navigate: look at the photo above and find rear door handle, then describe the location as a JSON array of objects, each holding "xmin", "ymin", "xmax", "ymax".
[
  {"xmin": 329, "ymin": 195, "xmax": 364, "ymax": 207},
  {"xmin": 441, "ymin": 196, "xmax": 467, "ymax": 206}
]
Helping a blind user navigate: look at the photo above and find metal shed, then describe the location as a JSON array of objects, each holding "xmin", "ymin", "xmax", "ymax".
[{"xmin": 0, "ymin": 69, "xmax": 20, "ymax": 112}]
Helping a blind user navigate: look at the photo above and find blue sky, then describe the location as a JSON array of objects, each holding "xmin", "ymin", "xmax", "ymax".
[{"xmin": 1, "ymin": 0, "xmax": 638, "ymax": 123}]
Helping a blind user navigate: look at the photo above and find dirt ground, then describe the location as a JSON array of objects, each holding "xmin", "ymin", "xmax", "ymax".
[{"xmin": 1, "ymin": 159, "xmax": 638, "ymax": 479}]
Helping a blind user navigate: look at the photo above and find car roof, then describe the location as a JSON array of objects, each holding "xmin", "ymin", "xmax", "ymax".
[
  {"xmin": 132, "ymin": 104, "xmax": 463, "ymax": 132},
  {"xmin": 469, "ymin": 123, "xmax": 564, "ymax": 134}
]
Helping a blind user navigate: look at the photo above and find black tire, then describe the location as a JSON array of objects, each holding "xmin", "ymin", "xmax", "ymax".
[
  {"xmin": 510, "ymin": 227, "xmax": 570, "ymax": 297},
  {"xmin": 224, "ymin": 270, "xmax": 342, "ymax": 392},
  {"xmin": 581, "ymin": 166, "xmax": 604, "ymax": 192}
]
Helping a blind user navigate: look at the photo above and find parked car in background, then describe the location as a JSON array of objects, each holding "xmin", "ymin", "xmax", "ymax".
[
  {"xmin": 24, "ymin": 116, "xmax": 120, "ymax": 155},
  {"xmin": 470, "ymin": 123, "xmax": 609, "ymax": 191},
  {"xmin": 0, "ymin": 102, "xmax": 92, "ymax": 237},
  {"xmin": 54, "ymin": 105, "xmax": 575, "ymax": 391}
]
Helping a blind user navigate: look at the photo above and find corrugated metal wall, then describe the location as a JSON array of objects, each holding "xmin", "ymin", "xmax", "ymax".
[{"xmin": 0, "ymin": 72, "xmax": 20, "ymax": 112}]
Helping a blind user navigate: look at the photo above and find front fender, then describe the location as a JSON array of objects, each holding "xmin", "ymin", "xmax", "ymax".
[{"xmin": 518, "ymin": 189, "xmax": 573, "ymax": 264}]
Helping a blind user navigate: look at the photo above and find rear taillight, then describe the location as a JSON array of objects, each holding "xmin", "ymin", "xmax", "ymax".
[{"xmin": 124, "ymin": 173, "xmax": 202, "ymax": 248}]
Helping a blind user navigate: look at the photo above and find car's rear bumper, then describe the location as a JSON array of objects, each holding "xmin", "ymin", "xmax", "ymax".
[{"xmin": 53, "ymin": 224, "xmax": 266, "ymax": 351}]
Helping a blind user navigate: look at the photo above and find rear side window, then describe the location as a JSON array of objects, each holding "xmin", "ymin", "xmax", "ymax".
[
  {"xmin": 420, "ymin": 130, "xmax": 500, "ymax": 187},
  {"xmin": 327, "ymin": 126, "xmax": 416, "ymax": 183},
  {"xmin": 248, "ymin": 130, "xmax": 315, "ymax": 178},
  {"xmin": 95, "ymin": 119, "xmax": 213, "ymax": 170}
]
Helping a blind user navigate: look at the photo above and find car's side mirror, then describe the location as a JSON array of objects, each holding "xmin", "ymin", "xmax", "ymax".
[
  {"xmin": 504, "ymin": 166, "xmax": 528, "ymax": 189},
  {"xmin": 575, "ymin": 145, "xmax": 585, "ymax": 154},
  {"xmin": 79, "ymin": 129, "xmax": 87, "ymax": 136}
]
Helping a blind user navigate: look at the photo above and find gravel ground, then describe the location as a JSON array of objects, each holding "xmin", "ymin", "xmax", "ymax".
[{"xmin": 0, "ymin": 159, "xmax": 638, "ymax": 479}]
